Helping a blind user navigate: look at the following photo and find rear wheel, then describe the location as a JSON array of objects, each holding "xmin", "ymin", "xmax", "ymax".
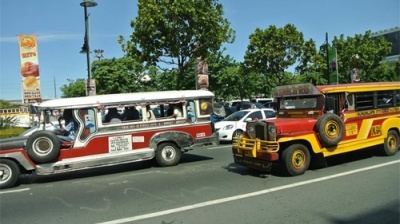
[
  {"xmin": 382, "ymin": 130, "xmax": 399, "ymax": 156},
  {"xmin": 281, "ymin": 144, "xmax": 311, "ymax": 176},
  {"xmin": 0, "ymin": 159, "xmax": 20, "ymax": 189},
  {"xmin": 155, "ymin": 143, "xmax": 181, "ymax": 167}
]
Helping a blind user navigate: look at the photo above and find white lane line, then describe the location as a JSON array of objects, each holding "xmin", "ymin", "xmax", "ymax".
[
  {"xmin": 206, "ymin": 145, "xmax": 231, "ymax": 150},
  {"xmin": 0, "ymin": 188, "xmax": 30, "ymax": 194},
  {"xmin": 98, "ymin": 160, "xmax": 400, "ymax": 224}
]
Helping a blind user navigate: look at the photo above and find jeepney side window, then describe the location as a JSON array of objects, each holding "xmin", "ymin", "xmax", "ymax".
[
  {"xmin": 377, "ymin": 90, "xmax": 394, "ymax": 108},
  {"xmin": 187, "ymin": 100, "xmax": 196, "ymax": 122},
  {"xmin": 199, "ymin": 99, "xmax": 213, "ymax": 115},
  {"xmin": 355, "ymin": 92, "xmax": 374, "ymax": 111},
  {"xmin": 395, "ymin": 91, "xmax": 400, "ymax": 106},
  {"xmin": 79, "ymin": 108, "xmax": 96, "ymax": 141}
]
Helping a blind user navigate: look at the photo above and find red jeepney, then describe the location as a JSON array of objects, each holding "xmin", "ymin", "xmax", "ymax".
[{"xmin": 0, "ymin": 90, "xmax": 219, "ymax": 188}]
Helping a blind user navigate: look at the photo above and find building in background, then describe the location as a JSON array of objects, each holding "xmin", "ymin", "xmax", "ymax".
[{"xmin": 372, "ymin": 26, "xmax": 400, "ymax": 62}]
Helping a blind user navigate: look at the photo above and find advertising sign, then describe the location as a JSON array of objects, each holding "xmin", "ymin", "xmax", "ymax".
[
  {"xmin": 196, "ymin": 57, "xmax": 209, "ymax": 90},
  {"xmin": 18, "ymin": 35, "xmax": 42, "ymax": 103},
  {"xmin": 328, "ymin": 47, "xmax": 339, "ymax": 84},
  {"xmin": 85, "ymin": 78, "xmax": 96, "ymax": 96},
  {"xmin": 351, "ymin": 68, "xmax": 361, "ymax": 83}
]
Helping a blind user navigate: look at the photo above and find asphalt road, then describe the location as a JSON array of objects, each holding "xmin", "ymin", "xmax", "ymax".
[{"xmin": 0, "ymin": 144, "xmax": 399, "ymax": 224}]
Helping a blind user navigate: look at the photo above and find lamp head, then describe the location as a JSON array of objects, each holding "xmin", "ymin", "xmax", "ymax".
[
  {"xmin": 80, "ymin": 43, "xmax": 88, "ymax": 54},
  {"xmin": 80, "ymin": 0, "xmax": 97, "ymax": 7}
]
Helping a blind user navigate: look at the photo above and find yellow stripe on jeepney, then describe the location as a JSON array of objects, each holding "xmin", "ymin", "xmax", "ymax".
[
  {"xmin": 278, "ymin": 133, "xmax": 322, "ymax": 153},
  {"xmin": 358, "ymin": 119, "xmax": 373, "ymax": 140}
]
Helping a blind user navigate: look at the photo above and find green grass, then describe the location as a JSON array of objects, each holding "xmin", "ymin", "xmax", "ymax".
[{"xmin": 0, "ymin": 127, "xmax": 26, "ymax": 139}]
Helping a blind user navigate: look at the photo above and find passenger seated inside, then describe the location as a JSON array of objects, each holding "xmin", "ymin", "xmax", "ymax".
[
  {"xmin": 104, "ymin": 107, "xmax": 121, "ymax": 123},
  {"xmin": 125, "ymin": 106, "xmax": 140, "ymax": 121},
  {"xmin": 168, "ymin": 103, "xmax": 183, "ymax": 118},
  {"xmin": 146, "ymin": 105, "xmax": 156, "ymax": 121},
  {"xmin": 56, "ymin": 109, "xmax": 78, "ymax": 142}
]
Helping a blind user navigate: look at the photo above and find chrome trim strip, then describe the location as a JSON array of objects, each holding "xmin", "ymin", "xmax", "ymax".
[
  {"xmin": 35, "ymin": 148, "xmax": 154, "ymax": 175},
  {"xmin": 1, "ymin": 151, "xmax": 36, "ymax": 171}
]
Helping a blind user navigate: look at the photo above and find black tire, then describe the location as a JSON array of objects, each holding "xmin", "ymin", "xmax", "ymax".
[
  {"xmin": 26, "ymin": 130, "xmax": 60, "ymax": 164},
  {"xmin": 316, "ymin": 114, "xmax": 344, "ymax": 147},
  {"xmin": 155, "ymin": 143, "xmax": 181, "ymax": 167},
  {"xmin": 281, "ymin": 144, "xmax": 311, "ymax": 176},
  {"xmin": 232, "ymin": 130, "xmax": 243, "ymax": 139},
  {"xmin": 382, "ymin": 130, "xmax": 399, "ymax": 156},
  {"xmin": 0, "ymin": 159, "xmax": 20, "ymax": 189}
]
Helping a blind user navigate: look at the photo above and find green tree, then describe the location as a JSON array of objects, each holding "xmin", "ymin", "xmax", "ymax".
[
  {"xmin": 91, "ymin": 57, "xmax": 158, "ymax": 94},
  {"xmin": 244, "ymin": 24, "xmax": 315, "ymax": 92},
  {"xmin": 206, "ymin": 51, "xmax": 240, "ymax": 99},
  {"xmin": 60, "ymin": 79, "xmax": 86, "ymax": 98},
  {"xmin": 332, "ymin": 31, "xmax": 392, "ymax": 83},
  {"xmin": 0, "ymin": 100, "xmax": 19, "ymax": 109},
  {"xmin": 118, "ymin": 0, "xmax": 235, "ymax": 90}
]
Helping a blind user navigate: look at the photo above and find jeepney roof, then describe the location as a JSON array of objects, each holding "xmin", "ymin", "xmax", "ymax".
[
  {"xmin": 273, "ymin": 83, "xmax": 322, "ymax": 98},
  {"xmin": 273, "ymin": 82, "xmax": 400, "ymax": 97},
  {"xmin": 316, "ymin": 82, "xmax": 400, "ymax": 94},
  {"xmin": 38, "ymin": 90, "xmax": 214, "ymax": 109}
]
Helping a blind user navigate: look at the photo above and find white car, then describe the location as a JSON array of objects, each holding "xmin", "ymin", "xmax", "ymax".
[
  {"xmin": 215, "ymin": 108, "xmax": 276, "ymax": 142},
  {"xmin": 19, "ymin": 122, "xmax": 60, "ymax": 137}
]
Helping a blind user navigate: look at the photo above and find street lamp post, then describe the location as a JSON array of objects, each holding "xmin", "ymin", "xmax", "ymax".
[
  {"xmin": 94, "ymin": 49, "xmax": 104, "ymax": 60},
  {"xmin": 80, "ymin": 0, "xmax": 97, "ymax": 96}
]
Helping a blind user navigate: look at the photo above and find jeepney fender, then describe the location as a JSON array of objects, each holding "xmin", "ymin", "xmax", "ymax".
[
  {"xmin": 381, "ymin": 117, "xmax": 400, "ymax": 137},
  {"xmin": 149, "ymin": 131, "xmax": 194, "ymax": 151},
  {"xmin": 0, "ymin": 148, "xmax": 36, "ymax": 171},
  {"xmin": 277, "ymin": 133, "xmax": 323, "ymax": 154}
]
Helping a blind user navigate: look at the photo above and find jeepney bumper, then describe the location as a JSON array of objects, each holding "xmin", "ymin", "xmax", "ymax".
[
  {"xmin": 193, "ymin": 132, "xmax": 219, "ymax": 147},
  {"xmin": 232, "ymin": 136, "xmax": 279, "ymax": 171},
  {"xmin": 233, "ymin": 154, "xmax": 272, "ymax": 172}
]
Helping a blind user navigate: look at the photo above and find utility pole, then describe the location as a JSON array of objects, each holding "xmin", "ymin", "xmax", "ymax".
[
  {"xmin": 54, "ymin": 76, "xmax": 57, "ymax": 98},
  {"xmin": 325, "ymin": 32, "xmax": 330, "ymax": 84}
]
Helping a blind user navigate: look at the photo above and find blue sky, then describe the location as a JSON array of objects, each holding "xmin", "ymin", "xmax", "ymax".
[{"xmin": 0, "ymin": 0, "xmax": 399, "ymax": 101}]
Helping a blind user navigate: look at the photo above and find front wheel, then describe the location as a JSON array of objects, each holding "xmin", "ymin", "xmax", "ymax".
[
  {"xmin": 0, "ymin": 159, "xmax": 20, "ymax": 189},
  {"xmin": 281, "ymin": 144, "xmax": 311, "ymax": 176},
  {"xmin": 382, "ymin": 130, "xmax": 399, "ymax": 156},
  {"xmin": 232, "ymin": 130, "xmax": 243, "ymax": 139},
  {"xmin": 155, "ymin": 143, "xmax": 182, "ymax": 167}
]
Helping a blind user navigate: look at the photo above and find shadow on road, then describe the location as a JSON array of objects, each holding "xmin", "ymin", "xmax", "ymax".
[
  {"xmin": 225, "ymin": 146, "xmax": 392, "ymax": 178},
  {"xmin": 17, "ymin": 153, "xmax": 213, "ymax": 187}
]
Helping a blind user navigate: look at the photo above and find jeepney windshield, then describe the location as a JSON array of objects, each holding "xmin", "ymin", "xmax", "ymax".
[{"xmin": 279, "ymin": 97, "xmax": 318, "ymax": 110}]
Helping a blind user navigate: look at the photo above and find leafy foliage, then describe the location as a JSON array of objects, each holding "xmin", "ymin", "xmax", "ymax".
[
  {"xmin": 92, "ymin": 57, "xmax": 158, "ymax": 94},
  {"xmin": 0, "ymin": 100, "xmax": 19, "ymax": 109},
  {"xmin": 0, "ymin": 116, "xmax": 17, "ymax": 129},
  {"xmin": 119, "ymin": 0, "xmax": 235, "ymax": 89},
  {"xmin": 244, "ymin": 24, "xmax": 316, "ymax": 92},
  {"xmin": 332, "ymin": 31, "xmax": 393, "ymax": 83},
  {"xmin": 60, "ymin": 79, "xmax": 86, "ymax": 98}
]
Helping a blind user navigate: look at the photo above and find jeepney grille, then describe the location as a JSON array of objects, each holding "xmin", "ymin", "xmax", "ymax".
[{"xmin": 255, "ymin": 122, "xmax": 268, "ymax": 140}]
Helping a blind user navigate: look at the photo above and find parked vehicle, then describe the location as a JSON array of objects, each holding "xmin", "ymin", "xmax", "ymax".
[
  {"xmin": 0, "ymin": 90, "xmax": 219, "ymax": 189},
  {"xmin": 215, "ymin": 108, "xmax": 276, "ymax": 142},
  {"xmin": 232, "ymin": 82, "xmax": 400, "ymax": 176}
]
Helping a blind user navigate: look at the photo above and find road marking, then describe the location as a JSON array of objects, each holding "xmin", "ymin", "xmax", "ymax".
[
  {"xmin": 206, "ymin": 144, "xmax": 231, "ymax": 150},
  {"xmin": 97, "ymin": 160, "xmax": 400, "ymax": 224},
  {"xmin": 0, "ymin": 188, "xmax": 30, "ymax": 194}
]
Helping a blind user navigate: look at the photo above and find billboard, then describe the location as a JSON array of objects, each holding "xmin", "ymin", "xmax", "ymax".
[
  {"xmin": 18, "ymin": 35, "xmax": 42, "ymax": 103},
  {"xmin": 328, "ymin": 47, "xmax": 339, "ymax": 84}
]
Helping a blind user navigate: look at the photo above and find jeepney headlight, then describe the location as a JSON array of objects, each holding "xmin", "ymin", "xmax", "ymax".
[
  {"xmin": 247, "ymin": 122, "xmax": 256, "ymax": 139},
  {"xmin": 223, "ymin": 124, "xmax": 234, "ymax": 130},
  {"xmin": 268, "ymin": 124, "xmax": 276, "ymax": 141}
]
